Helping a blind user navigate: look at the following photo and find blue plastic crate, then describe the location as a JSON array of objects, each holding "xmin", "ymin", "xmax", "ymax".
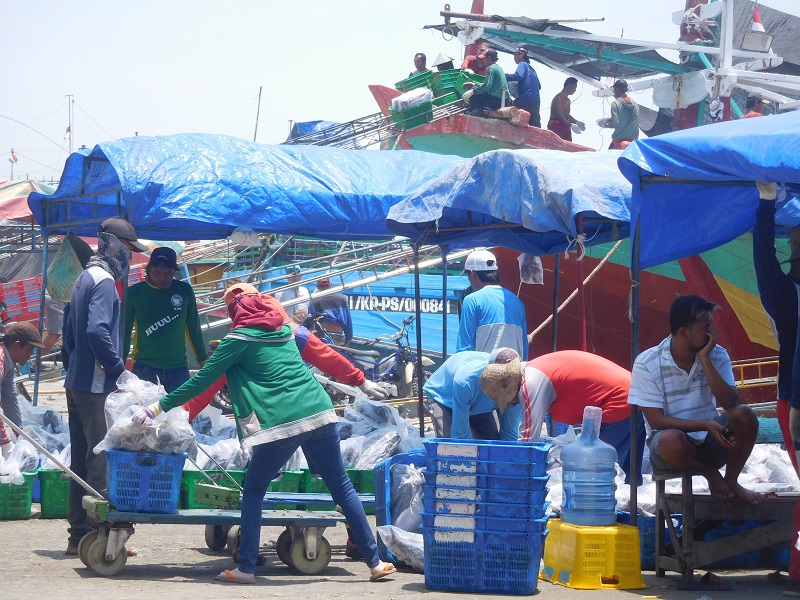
[
  {"xmin": 423, "ymin": 493, "xmax": 550, "ymax": 519},
  {"xmin": 425, "ymin": 456, "xmax": 549, "ymax": 477},
  {"xmin": 617, "ymin": 510, "xmax": 682, "ymax": 571},
  {"xmin": 421, "ymin": 511, "xmax": 548, "ymax": 533},
  {"xmin": 762, "ymin": 544, "xmax": 791, "ymax": 570},
  {"xmin": 106, "ymin": 450, "xmax": 186, "ymax": 514},
  {"xmin": 375, "ymin": 450, "xmax": 426, "ymax": 564},
  {"xmin": 424, "ymin": 470, "xmax": 549, "ymax": 491},
  {"xmin": 703, "ymin": 520, "xmax": 763, "ymax": 568},
  {"xmin": 423, "ymin": 527, "xmax": 547, "ymax": 594},
  {"xmin": 425, "ymin": 438, "xmax": 550, "ymax": 464},
  {"xmin": 428, "ymin": 483, "xmax": 549, "ymax": 507}
]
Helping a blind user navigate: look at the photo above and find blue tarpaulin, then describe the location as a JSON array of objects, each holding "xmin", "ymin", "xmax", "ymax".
[
  {"xmin": 27, "ymin": 133, "xmax": 464, "ymax": 241},
  {"xmin": 618, "ymin": 111, "xmax": 800, "ymax": 269},
  {"xmin": 386, "ymin": 149, "xmax": 632, "ymax": 255}
]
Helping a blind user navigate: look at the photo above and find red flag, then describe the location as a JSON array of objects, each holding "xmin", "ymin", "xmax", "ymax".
[
  {"xmin": 9, "ymin": 150, "xmax": 17, "ymax": 163},
  {"xmin": 752, "ymin": 5, "xmax": 765, "ymax": 32}
]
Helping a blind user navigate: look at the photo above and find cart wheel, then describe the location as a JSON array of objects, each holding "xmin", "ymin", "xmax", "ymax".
[
  {"xmin": 276, "ymin": 530, "xmax": 293, "ymax": 566},
  {"xmin": 288, "ymin": 536, "xmax": 331, "ymax": 575},
  {"xmin": 227, "ymin": 525, "xmax": 240, "ymax": 552},
  {"xmin": 78, "ymin": 530, "xmax": 99, "ymax": 567},
  {"xmin": 86, "ymin": 537, "xmax": 127, "ymax": 576},
  {"xmin": 205, "ymin": 525, "xmax": 229, "ymax": 551}
]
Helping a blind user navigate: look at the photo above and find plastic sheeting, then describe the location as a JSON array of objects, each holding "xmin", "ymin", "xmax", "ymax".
[
  {"xmin": 387, "ymin": 149, "xmax": 631, "ymax": 255},
  {"xmin": 619, "ymin": 111, "xmax": 800, "ymax": 269},
  {"xmin": 27, "ymin": 133, "xmax": 463, "ymax": 241}
]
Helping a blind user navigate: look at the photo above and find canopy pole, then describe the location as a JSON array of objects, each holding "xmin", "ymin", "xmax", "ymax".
[
  {"xmin": 413, "ymin": 244, "xmax": 425, "ymax": 437},
  {"xmin": 576, "ymin": 215, "xmax": 587, "ymax": 351},
  {"xmin": 32, "ymin": 240, "xmax": 50, "ymax": 406},
  {"xmin": 630, "ymin": 219, "xmax": 642, "ymax": 530},
  {"xmin": 441, "ymin": 246, "xmax": 448, "ymax": 359},
  {"xmin": 551, "ymin": 254, "xmax": 560, "ymax": 352}
]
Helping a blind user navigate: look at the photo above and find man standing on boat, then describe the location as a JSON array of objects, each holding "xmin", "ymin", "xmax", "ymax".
[
  {"xmin": 456, "ymin": 250, "xmax": 528, "ymax": 360},
  {"xmin": 123, "ymin": 246, "xmax": 207, "ymax": 393},
  {"xmin": 752, "ymin": 181, "xmax": 800, "ymax": 594},
  {"xmin": 742, "ymin": 95, "xmax": 768, "ymax": 119},
  {"xmin": 628, "ymin": 294, "xmax": 761, "ymax": 505},
  {"xmin": 274, "ymin": 266, "xmax": 310, "ymax": 323},
  {"xmin": 63, "ymin": 218, "xmax": 148, "ymax": 556},
  {"xmin": 505, "ymin": 47, "xmax": 542, "ymax": 127},
  {"xmin": 548, "ymin": 77, "xmax": 582, "ymax": 141},
  {"xmin": 409, "ymin": 53, "xmax": 428, "ymax": 78},
  {"xmin": 308, "ymin": 277, "xmax": 353, "ymax": 346},
  {"xmin": 461, "ymin": 49, "xmax": 510, "ymax": 116},
  {"xmin": 461, "ymin": 41, "xmax": 489, "ymax": 76},
  {"xmin": 602, "ymin": 79, "xmax": 639, "ymax": 150}
]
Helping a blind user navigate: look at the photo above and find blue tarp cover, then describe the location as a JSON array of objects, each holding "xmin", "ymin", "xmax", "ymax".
[
  {"xmin": 27, "ymin": 134, "xmax": 463, "ymax": 241},
  {"xmin": 387, "ymin": 149, "xmax": 631, "ymax": 255},
  {"xmin": 619, "ymin": 111, "xmax": 800, "ymax": 269}
]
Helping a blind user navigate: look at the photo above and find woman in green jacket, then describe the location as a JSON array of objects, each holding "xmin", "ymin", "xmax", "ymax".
[{"xmin": 134, "ymin": 283, "xmax": 396, "ymax": 584}]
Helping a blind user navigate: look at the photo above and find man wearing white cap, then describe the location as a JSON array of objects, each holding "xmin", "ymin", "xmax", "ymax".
[
  {"xmin": 424, "ymin": 347, "xmax": 523, "ymax": 440},
  {"xmin": 457, "ymin": 249, "xmax": 528, "ymax": 360}
]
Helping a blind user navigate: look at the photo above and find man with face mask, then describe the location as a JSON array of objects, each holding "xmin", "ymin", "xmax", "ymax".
[{"xmin": 62, "ymin": 217, "xmax": 147, "ymax": 556}]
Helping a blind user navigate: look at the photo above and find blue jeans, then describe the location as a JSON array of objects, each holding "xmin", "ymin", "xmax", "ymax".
[
  {"xmin": 132, "ymin": 362, "xmax": 190, "ymax": 393},
  {"xmin": 239, "ymin": 423, "xmax": 379, "ymax": 573}
]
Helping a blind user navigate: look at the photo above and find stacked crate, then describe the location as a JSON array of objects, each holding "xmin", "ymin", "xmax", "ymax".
[{"xmin": 421, "ymin": 439, "xmax": 551, "ymax": 595}]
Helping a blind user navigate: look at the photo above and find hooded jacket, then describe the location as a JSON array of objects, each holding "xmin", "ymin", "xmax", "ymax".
[{"xmin": 610, "ymin": 95, "xmax": 639, "ymax": 141}]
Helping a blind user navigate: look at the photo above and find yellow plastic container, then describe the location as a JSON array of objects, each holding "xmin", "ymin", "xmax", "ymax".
[{"xmin": 540, "ymin": 518, "xmax": 646, "ymax": 590}]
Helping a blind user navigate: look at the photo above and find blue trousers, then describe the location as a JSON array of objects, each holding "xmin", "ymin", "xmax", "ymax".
[
  {"xmin": 239, "ymin": 423, "xmax": 379, "ymax": 573},
  {"xmin": 132, "ymin": 362, "xmax": 190, "ymax": 393}
]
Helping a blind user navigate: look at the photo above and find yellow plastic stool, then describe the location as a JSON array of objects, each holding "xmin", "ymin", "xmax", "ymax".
[{"xmin": 540, "ymin": 518, "xmax": 646, "ymax": 590}]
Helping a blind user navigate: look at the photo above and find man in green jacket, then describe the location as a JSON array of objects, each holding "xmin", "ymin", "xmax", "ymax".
[
  {"xmin": 462, "ymin": 48, "xmax": 510, "ymax": 114},
  {"xmin": 602, "ymin": 79, "xmax": 639, "ymax": 150},
  {"xmin": 123, "ymin": 247, "xmax": 207, "ymax": 392}
]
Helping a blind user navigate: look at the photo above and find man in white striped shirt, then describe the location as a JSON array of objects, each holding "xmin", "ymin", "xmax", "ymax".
[{"xmin": 628, "ymin": 294, "xmax": 761, "ymax": 505}]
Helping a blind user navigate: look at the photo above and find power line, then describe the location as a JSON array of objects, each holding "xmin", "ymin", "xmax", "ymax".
[
  {"xmin": 73, "ymin": 101, "xmax": 116, "ymax": 140},
  {"xmin": 0, "ymin": 114, "xmax": 67, "ymax": 150}
]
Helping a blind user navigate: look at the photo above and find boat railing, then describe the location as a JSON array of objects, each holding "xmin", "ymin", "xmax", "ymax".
[{"xmin": 730, "ymin": 356, "xmax": 779, "ymax": 389}]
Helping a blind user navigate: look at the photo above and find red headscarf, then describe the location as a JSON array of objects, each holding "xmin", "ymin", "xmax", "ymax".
[{"xmin": 225, "ymin": 283, "xmax": 287, "ymax": 331}]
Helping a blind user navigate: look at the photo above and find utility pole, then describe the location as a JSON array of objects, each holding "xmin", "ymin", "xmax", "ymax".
[
  {"xmin": 253, "ymin": 86, "xmax": 262, "ymax": 142},
  {"xmin": 65, "ymin": 94, "xmax": 74, "ymax": 154}
]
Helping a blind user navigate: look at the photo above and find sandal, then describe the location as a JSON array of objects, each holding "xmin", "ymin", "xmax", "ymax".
[
  {"xmin": 770, "ymin": 571, "xmax": 790, "ymax": 585},
  {"xmin": 65, "ymin": 546, "xmax": 79, "ymax": 556},
  {"xmin": 370, "ymin": 562, "xmax": 397, "ymax": 582},
  {"xmin": 215, "ymin": 568, "xmax": 255, "ymax": 584},
  {"xmin": 676, "ymin": 571, "xmax": 736, "ymax": 591}
]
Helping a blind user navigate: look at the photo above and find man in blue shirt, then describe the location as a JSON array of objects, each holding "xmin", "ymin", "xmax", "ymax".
[
  {"xmin": 506, "ymin": 47, "xmax": 542, "ymax": 127},
  {"xmin": 424, "ymin": 349, "xmax": 522, "ymax": 440},
  {"xmin": 457, "ymin": 250, "xmax": 528, "ymax": 360},
  {"xmin": 308, "ymin": 277, "xmax": 353, "ymax": 346}
]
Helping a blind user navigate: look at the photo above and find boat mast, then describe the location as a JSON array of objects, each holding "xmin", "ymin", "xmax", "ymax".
[{"xmin": 463, "ymin": 0, "xmax": 485, "ymax": 60}]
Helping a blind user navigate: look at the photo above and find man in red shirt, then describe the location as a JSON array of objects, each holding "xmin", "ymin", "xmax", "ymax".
[
  {"xmin": 482, "ymin": 350, "xmax": 645, "ymax": 484},
  {"xmin": 742, "ymin": 95, "xmax": 768, "ymax": 119}
]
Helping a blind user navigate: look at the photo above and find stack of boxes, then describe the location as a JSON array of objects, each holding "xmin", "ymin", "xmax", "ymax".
[{"xmin": 420, "ymin": 439, "xmax": 551, "ymax": 595}]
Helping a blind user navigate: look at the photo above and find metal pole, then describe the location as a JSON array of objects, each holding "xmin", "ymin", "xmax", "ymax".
[
  {"xmin": 576, "ymin": 214, "xmax": 587, "ymax": 351},
  {"xmin": 630, "ymin": 219, "xmax": 641, "ymax": 529},
  {"xmin": 441, "ymin": 246, "xmax": 448, "ymax": 358},
  {"xmin": 551, "ymin": 254, "xmax": 560, "ymax": 352},
  {"xmin": 253, "ymin": 86, "xmax": 263, "ymax": 143},
  {"xmin": 413, "ymin": 245, "xmax": 425, "ymax": 437},
  {"xmin": 32, "ymin": 240, "xmax": 50, "ymax": 406},
  {"xmin": 65, "ymin": 94, "xmax": 73, "ymax": 155}
]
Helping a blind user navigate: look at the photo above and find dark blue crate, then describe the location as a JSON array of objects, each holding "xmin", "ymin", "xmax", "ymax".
[
  {"xmin": 423, "ymin": 470, "xmax": 549, "ymax": 491},
  {"xmin": 425, "ymin": 438, "xmax": 550, "ymax": 464},
  {"xmin": 425, "ymin": 456, "xmax": 549, "ymax": 477},
  {"xmin": 423, "ymin": 527, "xmax": 547, "ymax": 594},
  {"xmin": 703, "ymin": 520, "xmax": 763, "ymax": 568},
  {"xmin": 423, "ymin": 493, "xmax": 550, "ymax": 519},
  {"xmin": 106, "ymin": 450, "xmax": 185, "ymax": 514},
  {"xmin": 375, "ymin": 450, "xmax": 425, "ymax": 564},
  {"xmin": 422, "ymin": 511, "xmax": 548, "ymax": 533},
  {"xmin": 428, "ymin": 483, "xmax": 549, "ymax": 507},
  {"xmin": 617, "ymin": 510, "xmax": 682, "ymax": 571},
  {"xmin": 762, "ymin": 544, "xmax": 792, "ymax": 570}
]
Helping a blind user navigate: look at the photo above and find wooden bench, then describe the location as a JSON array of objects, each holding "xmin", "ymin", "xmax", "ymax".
[{"xmin": 654, "ymin": 470, "xmax": 797, "ymax": 582}]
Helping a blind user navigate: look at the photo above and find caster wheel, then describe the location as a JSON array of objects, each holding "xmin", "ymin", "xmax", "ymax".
[
  {"xmin": 86, "ymin": 537, "xmax": 127, "ymax": 576},
  {"xmin": 226, "ymin": 525, "xmax": 240, "ymax": 553},
  {"xmin": 288, "ymin": 536, "xmax": 331, "ymax": 575},
  {"xmin": 78, "ymin": 531, "xmax": 99, "ymax": 567},
  {"xmin": 205, "ymin": 525, "xmax": 229, "ymax": 551},
  {"xmin": 276, "ymin": 530, "xmax": 293, "ymax": 566}
]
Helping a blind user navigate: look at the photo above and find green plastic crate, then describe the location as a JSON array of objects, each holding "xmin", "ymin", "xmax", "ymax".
[
  {"xmin": 390, "ymin": 102, "xmax": 433, "ymax": 131},
  {"xmin": 268, "ymin": 470, "xmax": 303, "ymax": 509},
  {"xmin": 39, "ymin": 469, "xmax": 69, "ymax": 519},
  {"xmin": 431, "ymin": 70, "xmax": 463, "ymax": 95},
  {"xmin": 180, "ymin": 469, "xmax": 246, "ymax": 509},
  {"xmin": 455, "ymin": 71, "xmax": 485, "ymax": 97},
  {"xmin": 433, "ymin": 91, "xmax": 459, "ymax": 107},
  {"xmin": 300, "ymin": 468, "xmax": 336, "ymax": 511},
  {"xmin": 0, "ymin": 472, "xmax": 36, "ymax": 520},
  {"xmin": 394, "ymin": 70, "xmax": 433, "ymax": 93},
  {"xmin": 357, "ymin": 469, "xmax": 376, "ymax": 515}
]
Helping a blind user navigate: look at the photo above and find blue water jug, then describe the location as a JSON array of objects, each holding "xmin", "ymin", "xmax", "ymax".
[{"xmin": 560, "ymin": 406, "xmax": 618, "ymax": 526}]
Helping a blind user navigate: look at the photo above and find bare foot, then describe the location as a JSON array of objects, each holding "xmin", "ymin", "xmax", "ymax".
[
  {"xmin": 726, "ymin": 480, "xmax": 763, "ymax": 505},
  {"xmin": 706, "ymin": 472, "xmax": 733, "ymax": 498}
]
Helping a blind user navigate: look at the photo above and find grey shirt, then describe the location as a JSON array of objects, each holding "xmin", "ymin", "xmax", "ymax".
[{"xmin": 0, "ymin": 347, "xmax": 21, "ymax": 426}]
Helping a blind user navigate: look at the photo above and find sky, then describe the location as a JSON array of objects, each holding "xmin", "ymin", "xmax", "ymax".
[{"xmin": 1, "ymin": 0, "xmax": 798, "ymax": 182}]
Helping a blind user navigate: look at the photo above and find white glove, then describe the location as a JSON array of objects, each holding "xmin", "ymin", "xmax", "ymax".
[
  {"xmin": 575, "ymin": 120, "xmax": 586, "ymax": 132},
  {"xmin": 463, "ymin": 69, "xmax": 475, "ymax": 75},
  {"xmin": 756, "ymin": 181, "xmax": 777, "ymax": 201},
  {"xmin": 462, "ymin": 89, "xmax": 474, "ymax": 102},
  {"xmin": 1, "ymin": 440, "xmax": 14, "ymax": 459},
  {"xmin": 358, "ymin": 380, "xmax": 390, "ymax": 400}
]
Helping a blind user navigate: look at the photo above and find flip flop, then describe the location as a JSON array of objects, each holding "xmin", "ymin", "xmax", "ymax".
[
  {"xmin": 370, "ymin": 563, "xmax": 398, "ymax": 582},
  {"xmin": 215, "ymin": 569, "xmax": 254, "ymax": 584},
  {"xmin": 65, "ymin": 546, "xmax": 79, "ymax": 556},
  {"xmin": 676, "ymin": 571, "xmax": 736, "ymax": 591},
  {"xmin": 769, "ymin": 571, "xmax": 790, "ymax": 585}
]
